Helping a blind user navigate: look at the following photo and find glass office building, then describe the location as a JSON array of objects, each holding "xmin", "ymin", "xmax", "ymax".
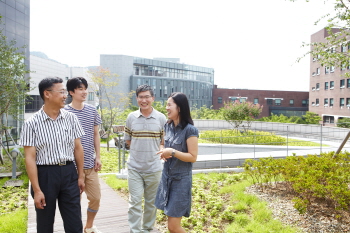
[
  {"xmin": 100, "ymin": 55, "xmax": 214, "ymax": 108},
  {"xmin": 0, "ymin": 0, "xmax": 30, "ymax": 141}
]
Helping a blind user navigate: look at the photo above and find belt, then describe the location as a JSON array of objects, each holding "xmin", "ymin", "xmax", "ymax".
[
  {"xmin": 57, "ymin": 161, "xmax": 73, "ymax": 166},
  {"xmin": 38, "ymin": 161, "xmax": 73, "ymax": 166}
]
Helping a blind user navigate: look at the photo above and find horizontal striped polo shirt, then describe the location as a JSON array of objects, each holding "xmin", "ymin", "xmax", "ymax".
[
  {"xmin": 20, "ymin": 108, "xmax": 85, "ymax": 165},
  {"xmin": 124, "ymin": 108, "xmax": 167, "ymax": 173},
  {"xmin": 64, "ymin": 104, "xmax": 102, "ymax": 169}
]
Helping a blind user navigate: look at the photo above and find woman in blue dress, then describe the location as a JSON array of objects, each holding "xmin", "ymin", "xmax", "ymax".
[{"xmin": 155, "ymin": 92, "xmax": 199, "ymax": 233}]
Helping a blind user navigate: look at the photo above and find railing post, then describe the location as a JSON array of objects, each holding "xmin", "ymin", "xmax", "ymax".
[
  {"xmin": 118, "ymin": 134, "xmax": 121, "ymax": 173},
  {"xmin": 220, "ymin": 130, "xmax": 222, "ymax": 169},
  {"xmin": 254, "ymin": 129, "xmax": 256, "ymax": 159},
  {"xmin": 320, "ymin": 124, "xmax": 322, "ymax": 154},
  {"xmin": 286, "ymin": 125, "xmax": 289, "ymax": 156}
]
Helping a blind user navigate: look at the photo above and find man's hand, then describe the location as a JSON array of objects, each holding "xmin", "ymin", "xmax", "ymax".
[
  {"xmin": 78, "ymin": 177, "xmax": 85, "ymax": 194},
  {"xmin": 94, "ymin": 158, "xmax": 102, "ymax": 172},
  {"xmin": 34, "ymin": 190, "xmax": 46, "ymax": 209}
]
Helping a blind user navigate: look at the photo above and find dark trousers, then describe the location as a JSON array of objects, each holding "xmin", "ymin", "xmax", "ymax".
[{"xmin": 31, "ymin": 162, "xmax": 82, "ymax": 233}]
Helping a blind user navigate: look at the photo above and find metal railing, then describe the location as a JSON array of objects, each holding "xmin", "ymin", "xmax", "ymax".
[{"xmin": 192, "ymin": 120, "xmax": 350, "ymax": 169}]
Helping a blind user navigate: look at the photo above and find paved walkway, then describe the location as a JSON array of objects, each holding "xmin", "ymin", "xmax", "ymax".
[{"xmin": 27, "ymin": 177, "xmax": 161, "ymax": 233}]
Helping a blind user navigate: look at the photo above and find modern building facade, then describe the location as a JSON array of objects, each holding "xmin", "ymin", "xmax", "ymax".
[
  {"xmin": 0, "ymin": 0, "xmax": 30, "ymax": 140},
  {"xmin": 100, "ymin": 55, "xmax": 214, "ymax": 108},
  {"xmin": 213, "ymin": 85, "xmax": 309, "ymax": 118},
  {"xmin": 26, "ymin": 52, "xmax": 98, "ymax": 119},
  {"xmin": 309, "ymin": 28, "xmax": 350, "ymax": 125}
]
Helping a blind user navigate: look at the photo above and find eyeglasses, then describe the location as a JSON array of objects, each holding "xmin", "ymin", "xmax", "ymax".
[
  {"xmin": 47, "ymin": 90, "xmax": 69, "ymax": 96},
  {"xmin": 137, "ymin": 95, "xmax": 153, "ymax": 100}
]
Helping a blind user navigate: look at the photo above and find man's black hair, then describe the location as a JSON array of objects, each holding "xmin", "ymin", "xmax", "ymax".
[
  {"xmin": 66, "ymin": 77, "xmax": 88, "ymax": 94},
  {"xmin": 136, "ymin": 84, "xmax": 154, "ymax": 97},
  {"xmin": 38, "ymin": 77, "xmax": 63, "ymax": 100}
]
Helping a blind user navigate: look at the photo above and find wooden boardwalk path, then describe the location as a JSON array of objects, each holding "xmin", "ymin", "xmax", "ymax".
[{"xmin": 27, "ymin": 177, "xmax": 161, "ymax": 233}]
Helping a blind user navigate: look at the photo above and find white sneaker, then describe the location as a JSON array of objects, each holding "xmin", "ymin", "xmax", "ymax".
[{"xmin": 84, "ymin": 226, "xmax": 102, "ymax": 233}]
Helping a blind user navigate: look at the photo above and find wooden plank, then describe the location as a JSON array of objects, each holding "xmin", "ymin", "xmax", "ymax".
[{"xmin": 27, "ymin": 177, "xmax": 162, "ymax": 233}]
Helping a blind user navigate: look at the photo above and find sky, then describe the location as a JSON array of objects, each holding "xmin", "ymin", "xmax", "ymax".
[{"xmin": 30, "ymin": 0, "xmax": 334, "ymax": 91}]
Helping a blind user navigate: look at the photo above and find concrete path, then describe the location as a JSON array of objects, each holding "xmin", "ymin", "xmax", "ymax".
[{"xmin": 27, "ymin": 178, "xmax": 161, "ymax": 233}]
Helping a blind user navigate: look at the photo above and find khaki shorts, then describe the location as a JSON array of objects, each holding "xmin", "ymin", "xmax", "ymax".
[{"xmin": 83, "ymin": 168, "xmax": 101, "ymax": 212}]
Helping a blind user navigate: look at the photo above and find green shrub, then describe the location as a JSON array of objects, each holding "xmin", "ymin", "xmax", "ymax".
[
  {"xmin": 244, "ymin": 151, "xmax": 350, "ymax": 213},
  {"xmin": 337, "ymin": 117, "xmax": 350, "ymax": 128}
]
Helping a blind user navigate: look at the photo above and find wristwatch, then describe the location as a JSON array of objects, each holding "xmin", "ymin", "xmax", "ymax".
[{"xmin": 171, "ymin": 149, "xmax": 176, "ymax": 157}]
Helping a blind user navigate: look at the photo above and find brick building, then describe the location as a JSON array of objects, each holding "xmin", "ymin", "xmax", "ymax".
[
  {"xmin": 212, "ymin": 85, "xmax": 309, "ymax": 118},
  {"xmin": 309, "ymin": 28, "xmax": 350, "ymax": 125}
]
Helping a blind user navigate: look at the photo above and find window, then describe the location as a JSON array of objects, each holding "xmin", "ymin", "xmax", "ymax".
[
  {"xmin": 324, "ymin": 98, "xmax": 328, "ymax": 106},
  {"xmin": 347, "ymin": 79, "xmax": 350, "ymax": 88},
  {"xmin": 316, "ymin": 99, "xmax": 319, "ymax": 106},
  {"xmin": 325, "ymin": 82, "xmax": 329, "ymax": 90},
  {"xmin": 325, "ymin": 67, "xmax": 330, "ymax": 74},
  {"xmin": 341, "ymin": 79, "xmax": 345, "ymax": 88},
  {"xmin": 88, "ymin": 92, "xmax": 94, "ymax": 101},
  {"xmin": 330, "ymin": 98, "xmax": 334, "ymax": 106},
  {"xmin": 316, "ymin": 83, "xmax": 320, "ymax": 90},
  {"xmin": 330, "ymin": 66, "xmax": 335, "ymax": 72},
  {"xmin": 218, "ymin": 97, "xmax": 222, "ymax": 104},
  {"xmin": 159, "ymin": 80, "xmax": 163, "ymax": 97},
  {"xmin": 342, "ymin": 63, "xmax": 347, "ymax": 70},
  {"xmin": 340, "ymin": 98, "xmax": 345, "ymax": 107},
  {"xmin": 330, "ymin": 81, "xmax": 334, "ymax": 89},
  {"xmin": 275, "ymin": 99, "xmax": 281, "ymax": 106},
  {"xmin": 254, "ymin": 98, "xmax": 258, "ymax": 104},
  {"xmin": 324, "ymin": 116, "xmax": 335, "ymax": 123},
  {"xmin": 316, "ymin": 68, "xmax": 320, "ymax": 75},
  {"xmin": 302, "ymin": 99, "xmax": 308, "ymax": 107},
  {"xmin": 163, "ymin": 85, "xmax": 168, "ymax": 98},
  {"xmin": 342, "ymin": 43, "xmax": 348, "ymax": 52},
  {"xmin": 230, "ymin": 97, "xmax": 247, "ymax": 103},
  {"xmin": 267, "ymin": 99, "xmax": 273, "ymax": 105},
  {"xmin": 347, "ymin": 98, "xmax": 350, "ymax": 106},
  {"xmin": 290, "ymin": 99, "xmax": 294, "ymax": 105}
]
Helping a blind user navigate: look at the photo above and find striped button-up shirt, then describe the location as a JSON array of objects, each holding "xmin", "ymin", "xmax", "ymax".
[{"xmin": 20, "ymin": 108, "xmax": 85, "ymax": 165}]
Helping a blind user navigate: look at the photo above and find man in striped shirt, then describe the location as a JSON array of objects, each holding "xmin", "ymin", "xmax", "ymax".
[
  {"xmin": 65, "ymin": 77, "xmax": 103, "ymax": 233},
  {"xmin": 125, "ymin": 84, "xmax": 167, "ymax": 233},
  {"xmin": 20, "ymin": 77, "xmax": 85, "ymax": 233}
]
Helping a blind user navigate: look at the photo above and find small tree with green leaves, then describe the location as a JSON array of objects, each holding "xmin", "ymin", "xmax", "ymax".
[
  {"xmin": 302, "ymin": 111, "xmax": 321, "ymax": 125},
  {"xmin": 88, "ymin": 66, "xmax": 133, "ymax": 151},
  {"xmin": 293, "ymin": 1, "xmax": 350, "ymax": 76},
  {"xmin": 191, "ymin": 105, "xmax": 224, "ymax": 120},
  {"xmin": 0, "ymin": 17, "xmax": 31, "ymax": 163},
  {"xmin": 153, "ymin": 101, "xmax": 167, "ymax": 115},
  {"xmin": 222, "ymin": 101, "xmax": 262, "ymax": 132}
]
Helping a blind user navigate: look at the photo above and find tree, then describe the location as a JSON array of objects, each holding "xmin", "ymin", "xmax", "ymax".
[
  {"xmin": 295, "ymin": 0, "xmax": 350, "ymax": 71},
  {"xmin": 153, "ymin": 101, "xmax": 167, "ymax": 115},
  {"xmin": 88, "ymin": 66, "xmax": 133, "ymax": 151},
  {"xmin": 190, "ymin": 105, "xmax": 224, "ymax": 120},
  {"xmin": 222, "ymin": 101, "xmax": 263, "ymax": 132},
  {"xmin": 0, "ymin": 17, "xmax": 31, "ymax": 163},
  {"xmin": 302, "ymin": 111, "xmax": 322, "ymax": 124}
]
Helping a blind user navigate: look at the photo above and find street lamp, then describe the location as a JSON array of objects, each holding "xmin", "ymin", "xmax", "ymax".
[{"xmin": 10, "ymin": 148, "xmax": 19, "ymax": 179}]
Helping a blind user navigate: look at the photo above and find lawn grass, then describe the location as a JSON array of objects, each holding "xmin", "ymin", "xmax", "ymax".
[
  {"xmin": 102, "ymin": 172, "xmax": 300, "ymax": 233},
  {"xmin": 199, "ymin": 129, "xmax": 326, "ymax": 147},
  {"xmin": 0, "ymin": 209, "xmax": 27, "ymax": 233},
  {"xmin": 0, "ymin": 154, "xmax": 28, "ymax": 233}
]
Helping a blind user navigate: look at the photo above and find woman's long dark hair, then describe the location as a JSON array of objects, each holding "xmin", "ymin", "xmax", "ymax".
[{"xmin": 168, "ymin": 92, "xmax": 193, "ymax": 129}]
